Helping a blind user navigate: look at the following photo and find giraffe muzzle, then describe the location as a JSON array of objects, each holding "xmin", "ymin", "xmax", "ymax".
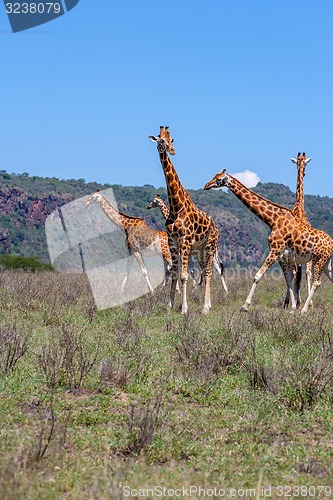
[{"xmin": 204, "ymin": 180, "xmax": 216, "ymax": 190}]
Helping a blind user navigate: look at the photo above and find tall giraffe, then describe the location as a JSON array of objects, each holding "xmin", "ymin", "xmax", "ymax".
[
  {"xmin": 149, "ymin": 126, "xmax": 219, "ymax": 314},
  {"xmin": 290, "ymin": 152, "xmax": 332, "ymax": 297},
  {"xmin": 83, "ymin": 190, "xmax": 172, "ymax": 293},
  {"xmin": 291, "ymin": 152, "xmax": 312, "ymax": 221},
  {"xmin": 204, "ymin": 170, "xmax": 333, "ymax": 313},
  {"xmin": 147, "ymin": 194, "xmax": 199, "ymax": 288},
  {"xmin": 288, "ymin": 152, "xmax": 312, "ymax": 307},
  {"xmin": 147, "ymin": 194, "xmax": 228, "ymax": 293}
]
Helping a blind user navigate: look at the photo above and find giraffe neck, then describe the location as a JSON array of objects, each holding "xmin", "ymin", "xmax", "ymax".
[
  {"xmin": 159, "ymin": 151, "xmax": 190, "ymax": 214},
  {"xmin": 292, "ymin": 165, "xmax": 306, "ymax": 220},
  {"xmin": 157, "ymin": 199, "xmax": 170, "ymax": 220},
  {"xmin": 98, "ymin": 196, "xmax": 134, "ymax": 230},
  {"xmin": 227, "ymin": 175, "xmax": 290, "ymax": 228}
]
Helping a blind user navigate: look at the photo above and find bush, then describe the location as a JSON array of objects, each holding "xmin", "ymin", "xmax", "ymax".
[
  {"xmin": 0, "ymin": 255, "xmax": 53, "ymax": 272},
  {"xmin": 0, "ymin": 324, "xmax": 30, "ymax": 373}
]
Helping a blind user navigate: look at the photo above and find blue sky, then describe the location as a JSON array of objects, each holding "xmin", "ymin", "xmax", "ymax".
[{"xmin": 1, "ymin": 0, "xmax": 333, "ymax": 196}]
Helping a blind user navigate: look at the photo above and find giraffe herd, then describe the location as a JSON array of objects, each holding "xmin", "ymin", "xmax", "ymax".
[{"xmin": 84, "ymin": 127, "xmax": 333, "ymax": 314}]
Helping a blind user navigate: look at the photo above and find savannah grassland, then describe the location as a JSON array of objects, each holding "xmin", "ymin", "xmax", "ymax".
[{"xmin": 0, "ymin": 269, "xmax": 332, "ymax": 499}]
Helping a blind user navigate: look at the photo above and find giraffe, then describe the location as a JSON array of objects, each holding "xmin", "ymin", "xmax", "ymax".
[
  {"xmin": 149, "ymin": 126, "xmax": 219, "ymax": 314},
  {"xmin": 291, "ymin": 152, "xmax": 312, "ymax": 221},
  {"xmin": 83, "ymin": 190, "xmax": 172, "ymax": 293},
  {"xmin": 147, "ymin": 194, "xmax": 170, "ymax": 220},
  {"xmin": 290, "ymin": 152, "xmax": 333, "ymax": 299},
  {"xmin": 147, "ymin": 194, "xmax": 199, "ymax": 287},
  {"xmin": 204, "ymin": 170, "xmax": 333, "ymax": 313},
  {"xmin": 147, "ymin": 194, "xmax": 228, "ymax": 293},
  {"xmin": 286, "ymin": 152, "xmax": 312, "ymax": 308}
]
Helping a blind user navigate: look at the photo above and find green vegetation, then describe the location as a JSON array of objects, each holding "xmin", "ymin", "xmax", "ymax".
[
  {"xmin": 0, "ymin": 170, "xmax": 333, "ymax": 268},
  {"xmin": 0, "ymin": 270, "xmax": 332, "ymax": 498},
  {"xmin": 0, "ymin": 169, "xmax": 105, "ymax": 198},
  {"xmin": 0, "ymin": 255, "xmax": 53, "ymax": 271}
]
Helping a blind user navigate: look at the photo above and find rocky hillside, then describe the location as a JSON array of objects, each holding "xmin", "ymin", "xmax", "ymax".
[{"xmin": 1, "ymin": 170, "xmax": 333, "ymax": 268}]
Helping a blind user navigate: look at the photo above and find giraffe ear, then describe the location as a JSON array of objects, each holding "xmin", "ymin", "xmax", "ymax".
[
  {"xmin": 290, "ymin": 158, "xmax": 297, "ymax": 163},
  {"xmin": 149, "ymin": 136, "xmax": 159, "ymax": 142},
  {"xmin": 305, "ymin": 157, "xmax": 312, "ymax": 164}
]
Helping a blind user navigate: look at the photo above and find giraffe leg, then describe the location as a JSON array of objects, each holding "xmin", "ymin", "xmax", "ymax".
[
  {"xmin": 203, "ymin": 258, "xmax": 214, "ymax": 315},
  {"xmin": 284, "ymin": 263, "xmax": 291, "ymax": 308},
  {"xmin": 121, "ymin": 254, "xmax": 134, "ymax": 293},
  {"xmin": 280, "ymin": 262, "xmax": 297, "ymax": 311},
  {"xmin": 323, "ymin": 257, "xmax": 333, "ymax": 283},
  {"xmin": 189, "ymin": 256, "xmax": 202, "ymax": 288},
  {"xmin": 133, "ymin": 252, "xmax": 154, "ymax": 294},
  {"xmin": 301, "ymin": 260, "xmax": 324, "ymax": 313},
  {"xmin": 283, "ymin": 264, "xmax": 301, "ymax": 308},
  {"xmin": 197, "ymin": 249, "xmax": 214, "ymax": 314},
  {"xmin": 306, "ymin": 261, "xmax": 313, "ymax": 307},
  {"xmin": 169, "ymin": 245, "xmax": 180, "ymax": 309},
  {"xmin": 213, "ymin": 251, "xmax": 228, "ymax": 294},
  {"xmin": 162, "ymin": 260, "xmax": 172, "ymax": 287},
  {"xmin": 301, "ymin": 284, "xmax": 317, "ymax": 313},
  {"xmin": 294, "ymin": 264, "xmax": 302, "ymax": 307},
  {"xmin": 165, "ymin": 258, "xmax": 180, "ymax": 293},
  {"xmin": 242, "ymin": 249, "xmax": 281, "ymax": 311},
  {"xmin": 178, "ymin": 242, "xmax": 192, "ymax": 314}
]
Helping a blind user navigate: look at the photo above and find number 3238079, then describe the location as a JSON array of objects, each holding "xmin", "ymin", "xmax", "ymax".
[{"xmin": 5, "ymin": 3, "xmax": 62, "ymax": 14}]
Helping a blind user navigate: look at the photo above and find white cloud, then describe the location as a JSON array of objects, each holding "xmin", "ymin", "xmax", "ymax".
[{"xmin": 232, "ymin": 169, "xmax": 260, "ymax": 188}]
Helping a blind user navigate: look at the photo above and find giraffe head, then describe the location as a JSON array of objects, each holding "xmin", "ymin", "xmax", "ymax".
[
  {"xmin": 291, "ymin": 152, "xmax": 312, "ymax": 176},
  {"xmin": 146, "ymin": 194, "xmax": 163, "ymax": 209},
  {"xmin": 149, "ymin": 126, "xmax": 176, "ymax": 155},
  {"xmin": 83, "ymin": 190, "xmax": 103, "ymax": 206},
  {"xmin": 204, "ymin": 169, "xmax": 230, "ymax": 190}
]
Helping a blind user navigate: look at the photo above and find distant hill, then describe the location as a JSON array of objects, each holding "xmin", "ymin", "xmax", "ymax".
[{"xmin": 0, "ymin": 170, "xmax": 333, "ymax": 267}]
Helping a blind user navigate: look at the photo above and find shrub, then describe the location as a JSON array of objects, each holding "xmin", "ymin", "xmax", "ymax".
[
  {"xmin": 0, "ymin": 324, "xmax": 30, "ymax": 373},
  {"xmin": 35, "ymin": 324, "xmax": 101, "ymax": 390},
  {"xmin": 0, "ymin": 255, "xmax": 53, "ymax": 272}
]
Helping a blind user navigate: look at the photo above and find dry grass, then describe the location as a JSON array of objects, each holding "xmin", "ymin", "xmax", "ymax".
[{"xmin": 0, "ymin": 269, "xmax": 332, "ymax": 498}]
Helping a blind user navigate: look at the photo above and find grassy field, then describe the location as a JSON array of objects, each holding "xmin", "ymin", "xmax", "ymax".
[{"xmin": 0, "ymin": 269, "xmax": 332, "ymax": 499}]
